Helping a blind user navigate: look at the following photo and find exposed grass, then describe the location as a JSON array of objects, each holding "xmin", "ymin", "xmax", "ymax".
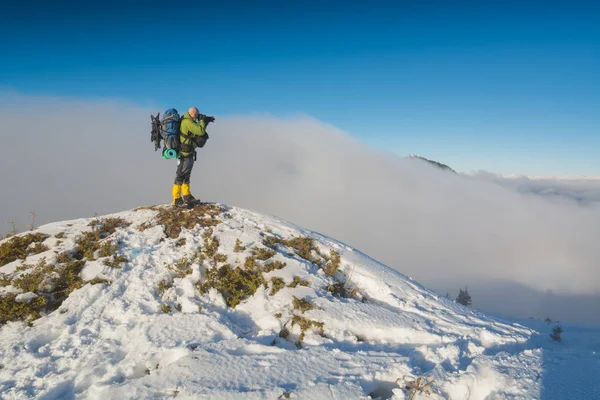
[
  {"xmin": 54, "ymin": 232, "xmax": 66, "ymax": 239},
  {"xmin": 270, "ymin": 277, "xmax": 286, "ymax": 296},
  {"xmin": 0, "ymin": 232, "xmax": 49, "ymax": 267},
  {"xmin": 161, "ymin": 304, "xmax": 172, "ymax": 313},
  {"xmin": 175, "ymin": 238, "xmax": 186, "ymax": 247}
]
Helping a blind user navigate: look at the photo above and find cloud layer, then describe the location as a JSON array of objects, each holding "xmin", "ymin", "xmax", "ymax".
[{"xmin": 1, "ymin": 93, "xmax": 599, "ymax": 323}]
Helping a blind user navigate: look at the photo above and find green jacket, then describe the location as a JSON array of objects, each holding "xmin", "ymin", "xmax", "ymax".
[{"xmin": 179, "ymin": 112, "xmax": 206, "ymax": 156}]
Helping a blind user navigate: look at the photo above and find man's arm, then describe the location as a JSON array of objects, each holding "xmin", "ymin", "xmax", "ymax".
[{"xmin": 182, "ymin": 118, "xmax": 206, "ymax": 137}]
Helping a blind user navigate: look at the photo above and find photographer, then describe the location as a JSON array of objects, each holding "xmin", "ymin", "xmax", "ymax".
[{"xmin": 172, "ymin": 106, "xmax": 214, "ymax": 207}]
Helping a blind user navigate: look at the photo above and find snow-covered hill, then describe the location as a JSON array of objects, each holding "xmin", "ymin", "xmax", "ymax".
[{"xmin": 0, "ymin": 204, "xmax": 598, "ymax": 399}]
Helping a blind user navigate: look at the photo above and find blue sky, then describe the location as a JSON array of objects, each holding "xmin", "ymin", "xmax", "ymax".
[{"xmin": 1, "ymin": 1, "xmax": 599, "ymax": 175}]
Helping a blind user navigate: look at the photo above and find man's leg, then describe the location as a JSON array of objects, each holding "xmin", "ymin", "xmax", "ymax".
[
  {"xmin": 172, "ymin": 159, "xmax": 185, "ymax": 206},
  {"xmin": 180, "ymin": 156, "xmax": 196, "ymax": 204}
]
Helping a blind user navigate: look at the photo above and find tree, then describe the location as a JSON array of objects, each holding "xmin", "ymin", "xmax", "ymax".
[{"xmin": 456, "ymin": 287, "xmax": 472, "ymax": 307}]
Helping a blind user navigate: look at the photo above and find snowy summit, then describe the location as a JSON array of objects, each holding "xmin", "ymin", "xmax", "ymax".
[{"xmin": 0, "ymin": 204, "xmax": 598, "ymax": 399}]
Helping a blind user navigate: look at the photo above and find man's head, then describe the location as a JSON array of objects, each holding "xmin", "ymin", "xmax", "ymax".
[{"xmin": 188, "ymin": 106, "xmax": 199, "ymax": 119}]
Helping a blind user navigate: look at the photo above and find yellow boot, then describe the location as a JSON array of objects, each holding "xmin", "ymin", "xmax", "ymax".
[
  {"xmin": 181, "ymin": 183, "xmax": 198, "ymax": 205},
  {"xmin": 172, "ymin": 184, "xmax": 183, "ymax": 206}
]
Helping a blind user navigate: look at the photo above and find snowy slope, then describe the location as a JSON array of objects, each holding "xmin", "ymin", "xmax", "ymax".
[{"xmin": 0, "ymin": 204, "xmax": 598, "ymax": 399}]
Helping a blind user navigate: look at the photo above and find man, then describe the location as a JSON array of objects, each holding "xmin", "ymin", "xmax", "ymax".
[{"xmin": 172, "ymin": 106, "xmax": 207, "ymax": 207}]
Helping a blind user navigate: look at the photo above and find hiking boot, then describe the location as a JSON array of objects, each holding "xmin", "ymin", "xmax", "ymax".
[
  {"xmin": 173, "ymin": 198, "xmax": 185, "ymax": 207},
  {"xmin": 183, "ymin": 194, "xmax": 199, "ymax": 206}
]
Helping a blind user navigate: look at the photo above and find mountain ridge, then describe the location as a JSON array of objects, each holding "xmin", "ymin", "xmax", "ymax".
[{"xmin": 0, "ymin": 203, "xmax": 597, "ymax": 399}]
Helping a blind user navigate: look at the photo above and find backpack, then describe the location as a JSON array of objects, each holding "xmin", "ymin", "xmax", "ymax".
[
  {"xmin": 149, "ymin": 109, "xmax": 181, "ymax": 159},
  {"xmin": 160, "ymin": 108, "xmax": 181, "ymax": 158}
]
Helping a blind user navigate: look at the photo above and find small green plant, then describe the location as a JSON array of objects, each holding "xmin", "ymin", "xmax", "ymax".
[
  {"xmin": 550, "ymin": 325, "xmax": 563, "ymax": 342},
  {"xmin": 274, "ymin": 312, "xmax": 282, "ymax": 318},
  {"xmin": 170, "ymin": 257, "xmax": 193, "ymax": 277},
  {"xmin": 161, "ymin": 304, "xmax": 172, "ymax": 313},
  {"xmin": 288, "ymin": 276, "xmax": 310, "ymax": 288},
  {"xmin": 55, "ymin": 232, "xmax": 66, "ymax": 239},
  {"xmin": 400, "ymin": 374, "xmax": 437, "ymax": 400},
  {"xmin": 234, "ymin": 238, "xmax": 246, "ymax": 252},
  {"xmin": 270, "ymin": 277, "xmax": 286, "ymax": 296},
  {"xmin": 292, "ymin": 296, "xmax": 313, "ymax": 313}
]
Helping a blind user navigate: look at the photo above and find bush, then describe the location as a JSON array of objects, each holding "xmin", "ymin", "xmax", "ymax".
[
  {"xmin": 197, "ymin": 264, "xmax": 265, "ymax": 308},
  {"xmin": 234, "ymin": 238, "xmax": 246, "ymax": 252},
  {"xmin": 288, "ymin": 276, "xmax": 310, "ymax": 288},
  {"xmin": 0, "ymin": 233, "xmax": 49, "ymax": 267},
  {"xmin": 456, "ymin": 287, "xmax": 472, "ymax": 307},
  {"xmin": 290, "ymin": 314, "xmax": 324, "ymax": 348},
  {"xmin": 270, "ymin": 277, "xmax": 286, "ymax": 296},
  {"xmin": 323, "ymin": 250, "xmax": 341, "ymax": 276},
  {"xmin": 292, "ymin": 296, "xmax": 313, "ymax": 313},
  {"xmin": 550, "ymin": 325, "xmax": 563, "ymax": 342}
]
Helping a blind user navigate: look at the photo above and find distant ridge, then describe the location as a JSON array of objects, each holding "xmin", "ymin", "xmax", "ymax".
[{"xmin": 408, "ymin": 154, "xmax": 457, "ymax": 173}]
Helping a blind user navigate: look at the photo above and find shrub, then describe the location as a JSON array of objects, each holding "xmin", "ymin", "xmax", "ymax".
[
  {"xmin": 291, "ymin": 314, "xmax": 324, "ymax": 348},
  {"xmin": 161, "ymin": 304, "xmax": 172, "ymax": 313},
  {"xmin": 288, "ymin": 276, "xmax": 310, "ymax": 288},
  {"xmin": 550, "ymin": 325, "xmax": 563, "ymax": 342},
  {"xmin": 11, "ymin": 259, "xmax": 53, "ymax": 292},
  {"xmin": 292, "ymin": 296, "xmax": 313, "ymax": 313},
  {"xmin": 234, "ymin": 239, "xmax": 246, "ymax": 253},
  {"xmin": 150, "ymin": 204, "xmax": 223, "ymax": 238},
  {"xmin": 55, "ymin": 232, "xmax": 66, "ymax": 239},
  {"xmin": 103, "ymin": 254, "xmax": 128, "ymax": 269},
  {"xmin": 323, "ymin": 250, "xmax": 341, "ymax": 276},
  {"xmin": 0, "ymin": 294, "xmax": 47, "ymax": 324},
  {"xmin": 264, "ymin": 261, "xmax": 287, "ymax": 273},
  {"xmin": 251, "ymin": 247, "xmax": 276, "ymax": 261},
  {"xmin": 197, "ymin": 264, "xmax": 265, "ymax": 308},
  {"xmin": 456, "ymin": 287, "xmax": 472, "ymax": 307},
  {"xmin": 262, "ymin": 235, "xmax": 323, "ymax": 264},
  {"xmin": 270, "ymin": 277, "xmax": 286, "ymax": 296},
  {"xmin": 0, "ymin": 233, "xmax": 49, "ymax": 267},
  {"xmin": 157, "ymin": 279, "xmax": 172, "ymax": 295},
  {"xmin": 98, "ymin": 241, "xmax": 119, "ymax": 258},
  {"xmin": 399, "ymin": 374, "xmax": 437, "ymax": 400}
]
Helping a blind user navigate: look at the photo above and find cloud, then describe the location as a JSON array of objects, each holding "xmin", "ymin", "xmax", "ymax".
[{"xmin": 1, "ymin": 93, "xmax": 599, "ymax": 324}]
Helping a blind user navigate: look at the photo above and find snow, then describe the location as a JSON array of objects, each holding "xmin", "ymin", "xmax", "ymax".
[{"xmin": 0, "ymin": 204, "xmax": 599, "ymax": 399}]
